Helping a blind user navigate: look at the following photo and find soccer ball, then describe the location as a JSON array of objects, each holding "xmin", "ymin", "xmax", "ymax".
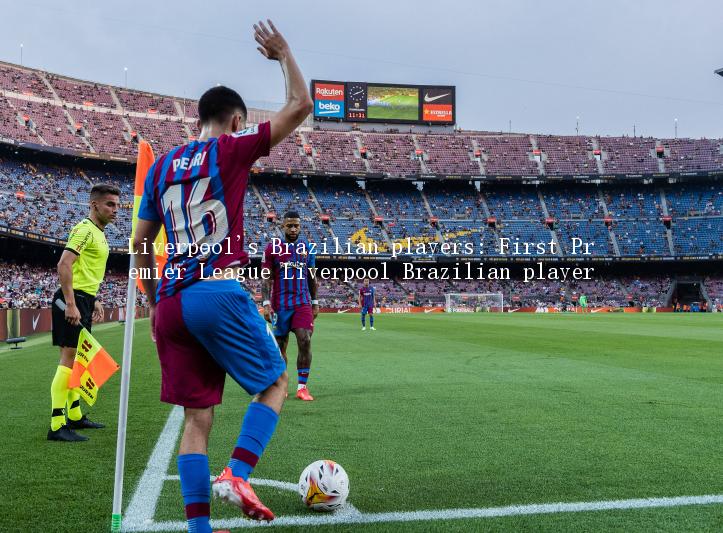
[{"xmin": 298, "ymin": 460, "xmax": 349, "ymax": 511}]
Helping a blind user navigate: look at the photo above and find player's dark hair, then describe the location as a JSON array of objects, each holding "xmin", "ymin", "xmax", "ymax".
[
  {"xmin": 198, "ymin": 86, "xmax": 247, "ymax": 125},
  {"xmin": 283, "ymin": 210, "xmax": 301, "ymax": 220},
  {"xmin": 90, "ymin": 183, "xmax": 120, "ymax": 199}
]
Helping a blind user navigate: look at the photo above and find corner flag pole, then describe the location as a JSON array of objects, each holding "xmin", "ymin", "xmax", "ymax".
[
  {"xmin": 111, "ymin": 140, "xmax": 156, "ymax": 532},
  {"xmin": 111, "ymin": 260, "xmax": 138, "ymax": 532}
]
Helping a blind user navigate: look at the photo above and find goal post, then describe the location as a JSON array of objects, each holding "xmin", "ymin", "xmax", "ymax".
[{"xmin": 444, "ymin": 292, "xmax": 504, "ymax": 313}]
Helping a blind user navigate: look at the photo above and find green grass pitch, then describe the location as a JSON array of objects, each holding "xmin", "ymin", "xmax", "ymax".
[{"xmin": 2, "ymin": 313, "xmax": 722, "ymax": 532}]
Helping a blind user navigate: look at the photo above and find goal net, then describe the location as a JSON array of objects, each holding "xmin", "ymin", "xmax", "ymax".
[{"xmin": 444, "ymin": 293, "xmax": 504, "ymax": 313}]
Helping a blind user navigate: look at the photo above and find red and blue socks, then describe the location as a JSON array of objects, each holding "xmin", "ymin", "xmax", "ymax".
[
  {"xmin": 228, "ymin": 402, "xmax": 279, "ymax": 480},
  {"xmin": 298, "ymin": 367, "xmax": 310, "ymax": 390},
  {"xmin": 178, "ymin": 454, "xmax": 211, "ymax": 533},
  {"xmin": 361, "ymin": 314, "xmax": 366, "ymax": 327}
]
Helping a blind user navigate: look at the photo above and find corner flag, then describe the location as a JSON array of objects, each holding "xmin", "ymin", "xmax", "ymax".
[{"xmin": 69, "ymin": 328, "xmax": 119, "ymax": 406}]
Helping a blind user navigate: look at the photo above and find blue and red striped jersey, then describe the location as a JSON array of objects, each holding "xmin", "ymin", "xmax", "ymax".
[
  {"xmin": 360, "ymin": 285, "xmax": 375, "ymax": 308},
  {"xmin": 262, "ymin": 238, "xmax": 316, "ymax": 310},
  {"xmin": 137, "ymin": 122, "xmax": 270, "ymax": 301}
]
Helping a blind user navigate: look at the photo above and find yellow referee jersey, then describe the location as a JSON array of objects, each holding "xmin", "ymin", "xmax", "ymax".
[{"xmin": 64, "ymin": 218, "xmax": 109, "ymax": 296}]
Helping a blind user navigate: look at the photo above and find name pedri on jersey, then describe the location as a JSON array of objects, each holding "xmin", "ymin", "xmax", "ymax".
[{"xmin": 137, "ymin": 122, "xmax": 270, "ymax": 302}]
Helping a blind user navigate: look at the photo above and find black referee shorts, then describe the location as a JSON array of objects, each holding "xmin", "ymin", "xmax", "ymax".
[{"xmin": 51, "ymin": 288, "xmax": 95, "ymax": 348}]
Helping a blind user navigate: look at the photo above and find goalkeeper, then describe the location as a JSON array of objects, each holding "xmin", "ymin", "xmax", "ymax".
[{"xmin": 48, "ymin": 184, "xmax": 120, "ymax": 442}]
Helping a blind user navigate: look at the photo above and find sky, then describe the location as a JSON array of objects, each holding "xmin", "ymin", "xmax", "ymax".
[{"xmin": 2, "ymin": 0, "xmax": 723, "ymax": 138}]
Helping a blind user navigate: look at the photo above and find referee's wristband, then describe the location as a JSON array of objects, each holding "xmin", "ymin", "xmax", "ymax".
[
  {"xmin": 311, "ymin": 300, "xmax": 319, "ymax": 305},
  {"xmin": 262, "ymin": 300, "xmax": 271, "ymax": 307}
]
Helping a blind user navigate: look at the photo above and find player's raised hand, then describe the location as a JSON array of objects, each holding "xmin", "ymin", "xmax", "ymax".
[{"xmin": 254, "ymin": 20, "xmax": 289, "ymax": 61}]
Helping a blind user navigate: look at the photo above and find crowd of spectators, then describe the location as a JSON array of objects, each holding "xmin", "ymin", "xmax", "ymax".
[
  {"xmin": 0, "ymin": 261, "xmax": 146, "ymax": 309},
  {"xmin": 1, "ymin": 152, "xmax": 722, "ymax": 256},
  {"xmin": 2, "ymin": 258, "xmax": 695, "ymax": 310}
]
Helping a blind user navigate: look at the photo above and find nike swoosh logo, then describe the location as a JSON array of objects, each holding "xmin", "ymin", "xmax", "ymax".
[
  {"xmin": 32, "ymin": 314, "xmax": 40, "ymax": 330},
  {"xmin": 424, "ymin": 309, "xmax": 434, "ymax": 314},
  {"xmin": 424, "ymin": 93, "xmax": 450, "ymax": 103},
  {"xmin": 337, "ymin": 309, "xmax": 349, "ymax": 314}
]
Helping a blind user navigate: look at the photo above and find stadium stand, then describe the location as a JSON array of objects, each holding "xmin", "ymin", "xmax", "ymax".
[
  {"xmin": 3, "ymin": 256, "xmax": 688, "ymax": 310},
  {"xmin": 115, "ymin": 89, "xmax": 177, "ymax": 116},
  {"xmin": 474, "ymin": 135, "xmax": 538, "ymax": 175},
  {"xmin": 307, "ymin": 131, "xmax": 366, "ymax": 172},
  {"xmin": 536, "ymin": 135, "xmax": 597, "ymax": 175},
  {"xmin": 362, "ymin": 133, "xmax": 422, "ymax": 176},
  {"xmin": 416, "ymin": 134, "xmax": 480, "ymax": 175},
  {"xmin": 47, "ymin": 74, "xmax": 116, "ymax": 108},
  {"xmin": 66, "ymin": 107, "xmax": 134, "ymax": 155},
  {"xmin": 0, "ymin": 65, "xmax": 53, "ymax": 98},
  {"xmin": 7, "ymin": 97, "xmax": 85, "ymax": 150},
  {"xmin": 598, "ymin": 137, "xmax": 660, "ymax": 174},
  {"xmin": 0, "ymin": 61, "xmax": 722, "ymax": 313}
]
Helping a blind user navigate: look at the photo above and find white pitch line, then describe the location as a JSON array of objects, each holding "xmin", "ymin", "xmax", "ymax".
[
  {"xmin": 124, "ymin": 405, "xmax": 184, "ymax": 529},
  {"xmin": 165, "ymin": 474, "xmax": 298, "ymax": 493},
  {"xmin": 121, "ymin": 493, "xmax": 723, "ymax": 531}
]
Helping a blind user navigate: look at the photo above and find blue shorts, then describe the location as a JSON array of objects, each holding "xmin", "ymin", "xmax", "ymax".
[
  {"xmin": 155, "ymin": 280, "xmax": 285, "ymax": 407},
  {"xmin": 361, "ymin": 305, "xmax": 374, "ymax": 315}
]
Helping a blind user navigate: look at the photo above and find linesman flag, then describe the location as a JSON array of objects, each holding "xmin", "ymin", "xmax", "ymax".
[
  {"xmin": 69, "ymin": 328, "xmax": 120, "ymax": 406},
  {"xmin": 131, "ymin": 140, "xmax": 166, "ymax": 292}
]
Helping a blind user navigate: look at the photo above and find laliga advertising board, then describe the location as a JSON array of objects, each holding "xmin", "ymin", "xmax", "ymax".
[{"xmin": 311, "ymin": 79, "xmax": 455, "ymax": 125}]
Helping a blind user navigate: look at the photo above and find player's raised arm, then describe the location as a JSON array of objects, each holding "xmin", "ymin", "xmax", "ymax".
[{"xmin": 254, "ymin": 20, "xmax": 313, "ymax": 147}]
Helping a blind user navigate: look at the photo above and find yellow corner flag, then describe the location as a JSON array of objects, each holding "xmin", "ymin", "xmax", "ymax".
[
  {"xmin": 131, "ymin": 140, "xmax": 166, "ymax": 293},
  {"xmin": 69, "ymin": 329, "xmax": 120, "ymax": 406}
]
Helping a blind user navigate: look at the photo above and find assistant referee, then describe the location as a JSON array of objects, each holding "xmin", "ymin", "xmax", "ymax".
[{"xmin": 48, "ymin": 183, "xmax": 120, "ymax": 442}]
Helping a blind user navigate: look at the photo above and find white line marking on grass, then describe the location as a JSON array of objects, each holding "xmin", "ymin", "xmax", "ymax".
[
  {"xmin": 165, "ymin": 474, "xmax": 298, "ymax": 493},
  {"xmin": 125, "ymin": 405, "xmax": 184, "ymax": 529},
  {"xmin": 125, "ymin": 405, "xmax": 723, "ymax": 532},
  {"xmin": 122, "ymin": 494, "xmax": 723, "ymax": 531}
]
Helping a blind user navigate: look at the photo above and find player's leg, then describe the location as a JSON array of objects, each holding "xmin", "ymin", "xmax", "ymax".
[
  {"xmin": 273, "ymin": 309, "xmax": 293, "ymax": 364},
  {"xmin": 361, "ymin": 307, "xmax": 367, "ymax": 330},
  {"xmin": 290, "ymin": 305, "xmax": 314, "ymax": 400},
  {"xmin": 179, "ymin": 281, "xmax": 286, "ymax": 520},
  {"xmin": 275, "ymin": 334, "xmax": 289, "ymax": 364},
  {"xmin": 369, "ymin": 307, "xmax": 376, "ymax": 330},
  {"xmin": 178, "ymin": 406, "xmax": 214, "ymax": 533},
  {"xmin": 154, "ymin": 291, "xmax": 228, "ymax": 529},
  {"xmin": 293, "ymin": 329, "xmax": 313, "ymax": 400}
]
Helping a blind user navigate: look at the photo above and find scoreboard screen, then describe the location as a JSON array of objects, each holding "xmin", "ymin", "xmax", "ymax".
[{"xmin": 312, "ymin": 80, "xmax": 455, "ymax": 125}]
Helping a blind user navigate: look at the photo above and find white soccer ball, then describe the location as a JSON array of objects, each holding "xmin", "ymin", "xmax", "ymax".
[{"xmin": 298, "ymin": 460, "xmax": 349, "ymax": 511}]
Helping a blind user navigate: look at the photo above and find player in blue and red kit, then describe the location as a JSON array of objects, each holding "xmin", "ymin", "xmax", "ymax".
[
  {"xmin": 262, "ymin": 211, "xmax": 319, "ymax": 401},
  {"xmin": 359, "ymin": 278, "xmax": 376, "ymax": 330},
  {"xmin": 133, "ymin": 20, "xmax": 313, "ymax": 530}
]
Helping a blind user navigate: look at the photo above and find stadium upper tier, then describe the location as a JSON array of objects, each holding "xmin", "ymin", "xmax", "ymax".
[
  {"xmin": 1, "ymin": 62, "xmax": 723, "ymax": 176},
  {"xmin": 1, "ymin": 154, "xmax": 721, "ymax": 257}
]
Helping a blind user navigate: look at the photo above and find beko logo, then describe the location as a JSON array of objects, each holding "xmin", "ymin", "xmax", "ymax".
[{"xmin": 317, "ymin": 102, "xmax": 341, "ymax": 114}]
